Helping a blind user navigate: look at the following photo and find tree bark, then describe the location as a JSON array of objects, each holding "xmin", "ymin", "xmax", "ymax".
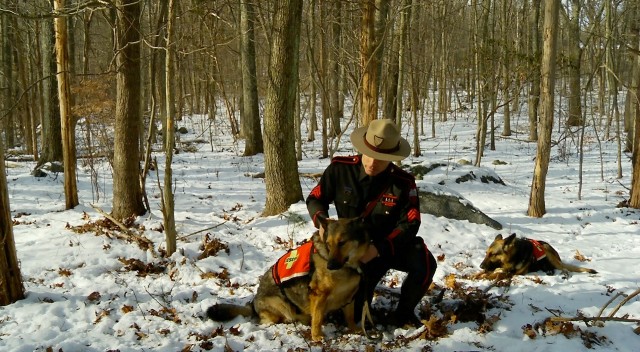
[
  {"xmin": 112, "ymin": 0, "xmax": 145, "ymax": 221},
  {"xmin": 359, "ymin": 0, "xmax": 380, "ymax": 126},
  {"xmin": 53, "ymin": 0, "xmax": 79, "ymax": 209},
  {"xmin": 0, "ymin": 140, "xmax": 25, "ymax": 305},
  {"xmin": 262, "ymin": 0, "xmax": 304, "ymax": 217},
  {"xmin": 630, "ymin": 5, "xmax": 640, "ymax": 208},
  {"xmin": 163, "ymin": 0, "xmax": 177, "ymax": 256},
  {"xmin": 36, "ymin": 16, "xmax": 63, "ymax": 168},
  {"xmin": 528, "ymin": 0, "xmax": 559, "ymax": 218},
  {"xmin": 566, "ymin": 0, "xmax": 582, "ymax": 127},
  {"xmin": 240, "ymin": 0, "xmax": 263, "ymax": 156},
  {"xmin": 528, "ymin": 0, "xmax": 542, "ymax": 142}
]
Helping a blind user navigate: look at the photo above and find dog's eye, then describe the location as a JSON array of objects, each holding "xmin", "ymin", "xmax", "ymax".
[{"xmin": 337, "ymin": 241, "xmax": 346, "ymax": 247}]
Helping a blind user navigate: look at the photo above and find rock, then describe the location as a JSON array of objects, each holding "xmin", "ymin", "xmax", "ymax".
[
  {"xmin": 31, "ymin": 169, "xmax": 47, "ymax": 178},
  {"xmin": 418, "ymin": 190, "xmax": 503, "ymax": 230}
]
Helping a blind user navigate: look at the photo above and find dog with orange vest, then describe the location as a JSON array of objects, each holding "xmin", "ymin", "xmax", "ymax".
[
  {"xmin": 475, "ymin": 233, "xmax": 597, "ymax": 280},
  {"xmin": 207, "ymin": 217, "xmax": 371, "ymax": 341}
]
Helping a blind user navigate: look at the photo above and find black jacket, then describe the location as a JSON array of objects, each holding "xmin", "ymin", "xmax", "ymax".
[{"xmin": 306, "ymin": 155, "xmax": 421, "ymax": 258}]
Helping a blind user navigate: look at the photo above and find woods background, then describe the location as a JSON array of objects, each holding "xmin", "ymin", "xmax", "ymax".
[{"xmin": 1, "ymin": 0, "xmax": 640, "ymax": 301}]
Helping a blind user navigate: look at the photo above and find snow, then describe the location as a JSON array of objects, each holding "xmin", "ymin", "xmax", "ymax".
[{"xmin": 1, "ymin": 112, "xmax": 638, "ymax": 352}]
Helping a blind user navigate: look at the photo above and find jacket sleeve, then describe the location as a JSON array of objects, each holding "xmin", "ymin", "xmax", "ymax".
[
  {"xmin": 375, "ymin": 178, "xmax": 421, "ymax": 257},
  {"xmin": 306, "ymin": 164, "xmax": 335, "ymax": 228}
]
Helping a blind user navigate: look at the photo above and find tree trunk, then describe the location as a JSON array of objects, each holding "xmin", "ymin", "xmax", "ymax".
[
  {"xmin": 382, "ymin": 10, "xmax": 400, "ymax": 124},
  {"xmin": 306, "ymin": 0, "xmax": 318, "ymax": 143},
  {"xmin": 528, "ymin": 0, "xmax": 559, "ymax": 218},
  {"xmin": 1, "ymin": 12, "xmax": 15, "ymax": 149},
  {"xmin": 53, "ymin": 0, "xmax": 79, "ymax": 209},
  {"xmin": 395, "ymin": 0, "xmax": 409, "ymax": 129},
  {"xmin": 112, "ymin": 0, "xmax": 145, "ymax": 221},
  {"xmin": 408, "ymin": 0, "xmax": 421, "ymax": 157},
  {"xmin": 240, "ymin": 0, "xmax": 263, "ymax": 156},
  {"xmin": 359, "ymin": 0, "xmax": 380, "ymax": 126},
  {"xmin": 566, "ymin": 0, "xmax": 582, "ymax": 127},
  {"xmin": 528, "ymin": 0, "xmax": 541, "ymax": 142},
  {"xmin": 501, "ymin": 0, "xmax": 512, "ymax": 136},
  {"xmin": 0, "ymin": 140, "xmax": 25, "ymax": 306},
  {"xmin": 36, "ymin": 16, "xmax": 63, "ymax": 168},
  {"xmin": 262, "ymin": 0, "xmax": 304, "ymax": 217},
  {"xmin": 329, "ymin": 0, "xmax": 342, "ymax": 137},
  {"xmin": 629, "ymin": 3, "xmax": 640, "ymax": 209},
  {"xmin": 162, "ymin": 0, "xmax": 177, "ymax": 256},
  {"xmin": 631, "ymin": 70, "xmax": 640, "ymax": 207}
]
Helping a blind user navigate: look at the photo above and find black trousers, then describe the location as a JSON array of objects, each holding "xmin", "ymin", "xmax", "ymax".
[{"xmin": 355, "ymin": 236, "xmax": 437, "ymax": 317}]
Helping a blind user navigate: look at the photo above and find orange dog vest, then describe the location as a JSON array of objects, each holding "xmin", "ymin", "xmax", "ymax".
[
  {"xmin": 528, "ymin": 239, "xmax": 547, "ymax": 261},
  {"xmin": 271, "ymin": 241, "xmax": 315, "ymax": 285}
]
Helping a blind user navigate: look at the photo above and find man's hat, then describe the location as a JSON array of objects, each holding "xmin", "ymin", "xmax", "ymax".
[{"xmin": 350, "ymin": 119, "xmax": 411, "ymax": 161}]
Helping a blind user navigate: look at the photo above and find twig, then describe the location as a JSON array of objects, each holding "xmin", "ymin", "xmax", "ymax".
[
  {"xmin": 547, "ymin": 288, "xmax": 640, "ymax": 327},
  {"xmin": 607, "ymin": 288, "xmax": 640, "ymax": 318},
  {"xmin": 596, "ymin": 292, "xmax": 626, "ymax": 318},
  {"xmin": 91, "ymin": 204, "xmax": 132, "ymax": 233},
  {"xmin": 548, "ymin": 316, "xmax": 640, "ymax": 324},
  {"xmin": 177, "ymin": 220, "xmax": 228, "ymax": 240},
  {"xmin": 90, "ymin": 204, "xmax": 157, "ymax": 257}
]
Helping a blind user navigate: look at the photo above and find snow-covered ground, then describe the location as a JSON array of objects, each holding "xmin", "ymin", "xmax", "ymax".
[{"xmin": 1, "ymin": 111, "xmax": 638, "ymax": 351}]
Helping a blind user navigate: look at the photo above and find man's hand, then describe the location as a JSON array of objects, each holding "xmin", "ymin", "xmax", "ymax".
[{"xmin": 360, "ymin": 244, "xmax": 379, "ymax": 264}]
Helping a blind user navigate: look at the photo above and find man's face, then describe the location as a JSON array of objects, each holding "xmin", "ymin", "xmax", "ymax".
[{"xmin": 361, "ymin": 154, "xmax": 391, "ymax": 176}]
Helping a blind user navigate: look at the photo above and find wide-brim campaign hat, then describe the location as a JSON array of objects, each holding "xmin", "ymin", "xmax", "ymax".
[{"xmin": 350, "ymin": 119, "xmax": 411, "ymax": 161}]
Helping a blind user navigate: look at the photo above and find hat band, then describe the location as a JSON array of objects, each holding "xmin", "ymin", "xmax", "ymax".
[{"xmin": 363, "ymin": 133, "xmax": 400, "ymax": 154}]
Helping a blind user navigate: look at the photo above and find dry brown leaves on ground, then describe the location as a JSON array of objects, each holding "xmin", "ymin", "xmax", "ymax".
[
  {"xmin": 118, "ymin": 257, "xmax": 167, "ymax": 277},
  {"xmin": 522, "ymin": 318, "xmax": 608, "ymax": 348},
  {"xmin": 197, "ymin": 234, "xmax": 230, "ymax": 260}
]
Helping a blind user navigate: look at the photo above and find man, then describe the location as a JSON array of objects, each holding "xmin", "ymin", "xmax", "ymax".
[{"xmin": 306, "ymin": 118, "xmax": 437, "ymax": 327}]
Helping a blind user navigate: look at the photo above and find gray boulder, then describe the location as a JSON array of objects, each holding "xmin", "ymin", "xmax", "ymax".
[
  {"xmin": 418, "ymin": 190, "xmax": 502, "ymax": 230},
  {"xmin": 408, "ymin": 162, "xmax": 504, "ymax": 230}
]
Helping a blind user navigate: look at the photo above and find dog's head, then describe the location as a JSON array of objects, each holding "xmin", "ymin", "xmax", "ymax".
[
  {"xmin": 479, "ymin": 233, "xmax": 518, "ymax": 272},
  {"xmin": 318, "ymin": 217, "xmax": 370, "ymax": 270}
]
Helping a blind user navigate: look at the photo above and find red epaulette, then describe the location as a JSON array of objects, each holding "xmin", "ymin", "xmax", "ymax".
[{"xmin": 331, "ymin": 155, "xmax": 360, "ymax": 165}]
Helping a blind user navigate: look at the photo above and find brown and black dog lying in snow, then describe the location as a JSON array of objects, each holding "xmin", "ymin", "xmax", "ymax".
[
  {"xmin": 474, "ymin": 233, "xmax": 597, "ymax": 280},
  {"xmin": 207, "ymin": 217, "xmax": 371, "ymax": 341}
]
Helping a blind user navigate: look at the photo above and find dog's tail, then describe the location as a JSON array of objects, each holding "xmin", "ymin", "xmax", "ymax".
[
  {"xmin": 560, "ymin": 263, "xmax": 597, "ymax": 274},
  {"xmin": 206, "ymin": 303, "xmax": 254, "ymax": 321},
  {"xmin": 547, "ymin": 254, "xmax": 597, "ymax": 274}
]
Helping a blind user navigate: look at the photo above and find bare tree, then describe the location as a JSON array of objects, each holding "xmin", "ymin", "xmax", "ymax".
[
  {"xmin": 54, "ymin": 0, "xmax": 79, "ymax": 209},
  {"xmin": 240, "ymin": 0, "xmax": 263, "ymax": 156},
  {"xmin": 162, "ymin": 0, "xmax": 177, "ymax": 256},
  {"xmin": 262, "ymin": 0, "xmax": 304, "ymax": 216},
  {"xmin": 359, "ymin": 0, "xmax": 380, "ymax": 126},
  {"xmin": 0, "ymin": 140, "xmax": 25, "ymax": 305},
  {"xmin": 36, "ymin": 14, "xmax": 63, "ymax": 169},
  {"xmin": 111, "ymin": 0, "xmax": 145, "ymax": 220},
  {"xmin": 629, "ymin": 2, "xmax": 640, "ymax": 209},
  {"xmin": 528, "ymin": 0, "xmax": 542, "ymax": 142},
  {"xmin": 565, "ymin": 0, "xmax": 582, "ymax": 127},
  {"xmin": 528, "ymin": 0, "xmax": 560, "ymax": 218}
]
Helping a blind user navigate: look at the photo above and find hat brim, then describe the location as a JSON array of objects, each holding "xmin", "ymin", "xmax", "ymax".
[{"xmin": 350, "ymin": 126, "xmax": 411, "ymax": 161}]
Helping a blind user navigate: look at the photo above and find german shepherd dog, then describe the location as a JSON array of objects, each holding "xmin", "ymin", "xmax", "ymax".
[
  {"xmin": 475, "ymin": 233, "xmax": 597, "ymax": 280},
  {"xmin": 206, "ymin": 217, "xmax": 370, "ymax": 341}
]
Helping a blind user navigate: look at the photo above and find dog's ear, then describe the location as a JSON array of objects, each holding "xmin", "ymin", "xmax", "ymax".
[
  {"xmin": 494, "ymin": 234, "xmax": 503, "ymax": 241},
  {"xmin": 503, "ymin": 233, "xmax": 517, "ymax": 247}
]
